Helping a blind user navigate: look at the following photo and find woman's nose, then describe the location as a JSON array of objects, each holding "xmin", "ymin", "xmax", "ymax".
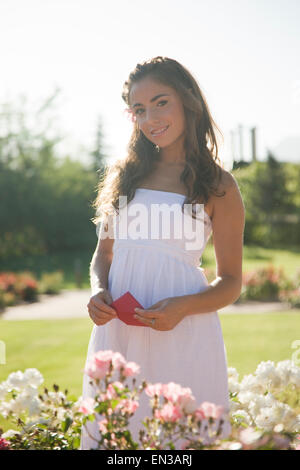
[{"xmin": 145, "ymin": 108, "xmax": 161, "ymax": 124}]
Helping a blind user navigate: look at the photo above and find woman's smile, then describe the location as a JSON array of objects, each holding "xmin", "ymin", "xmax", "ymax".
[{"xmin": 151, "ymin": 125, "xmax": 169, "ymax": 137}]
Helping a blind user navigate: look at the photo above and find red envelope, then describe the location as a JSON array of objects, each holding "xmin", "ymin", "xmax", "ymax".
[{"xmin": 110, "ymin": 291, "xmax": 147, "ymax": 327}]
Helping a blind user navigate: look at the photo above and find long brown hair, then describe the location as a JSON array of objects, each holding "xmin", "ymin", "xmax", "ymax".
[{"xmin": 91, "ymin": 56, "xmax": 226, "ymax": 225}]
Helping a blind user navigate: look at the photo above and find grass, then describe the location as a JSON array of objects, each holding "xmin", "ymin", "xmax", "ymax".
[
  {"xmin": 220, "ymin": 311, "xmax": 300, "ymax": 374},
  {"xmin": 0, "ymin": 311, "xmax": 299, "ymax": 432},
  {"xmin": 1, "ymin": 313, "xmax": 299, "ymax": 394},
  {"xmin": 203, "ymin": 242, "xmax": 300, "ymax": 278}
]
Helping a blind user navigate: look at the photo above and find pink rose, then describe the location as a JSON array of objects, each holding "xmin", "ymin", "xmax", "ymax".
[
  {"xmin": 178, "ymin": 389, "xmax": 197, "ymax": 414},
  {"xmin": 194, "ymin": 408, "xmax": 206, "ymax": 421},
  {"xmin": 85, "ymin": 350, "xmax": 127, "ymax": 379},
  {"xmin": 122, "ymin": 398, "xmax": 139, "ymax": 414},
  {"xmin": 78, "ymin": 397, "xmax": 95, "ymax": 415},
  {"xmin": 114, "ymin": 398, "xmax": 139, "ymax": 415},
  {"xmin": 123, "ymin": 361, "xmax": 140, "ymax": 377},
  {"xmin": 111, "ymin": 352, "xmax": 127, "ymax": 371},
  {"xmin": 155, "ymin": 403, "xmax": 182, "ymax": 422},
  {"xmin": 197, "ymin": 401, "xmax": 224, "ymax": 420},
  {"xmin": 162, "ymin": 382, "xmax": 183, "ymax": 402},
  {"xmin": 145, "ymin": 383, "xmax": 163, "ymax": 397},
  {"xmin": 94, "ymin": 350, "xmax": 114, "ymax": 363},
  {"xmin": 94, "ymin": 350, "xmax": 124, "ymax": 372},
  {"xmin": 84, "ymin": 358, "xmax": 110, "ymax": 380}
]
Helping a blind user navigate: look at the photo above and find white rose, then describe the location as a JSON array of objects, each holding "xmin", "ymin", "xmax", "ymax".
[
  {"xmin": 228, "ymin": 377, "xmax": 240, "ymax": 394},
  {"xmin": 0, "ymin": 400, "xmax": 13, "ymax": 418},
  {"xmin": 28, "ymin": 396, "xmax": 42, "ymax": 416},
  {"xmin": 255, "ymin": 407, "xmax": 277, "ymax": 431},
  {"xmin": 247, "ymin": 392, "xmax": 276, "ymax": 418},
  {"xmin": 236, "ymin": 390, "xmax": 257, "ymax": 406},
  {"xmin": 0, "ymin": 381, "xmax": 10, "ymax": 400},
  {"xmin": 276, "ymin": 360, "xmax": 294, "ymax": 385},
  {"xmin": 227, "ymin": 367, "xmax": 239, "ymax": 381},
  {"xmin": 7, "ymin": 371, "xmax": 27, "ymax": 391},
  {"xmin": 23, "ymin": 368, "xmax": 44, "ymax": 388},
  {"xmin": 255, "ymin": 360, "xmax": 281, "ymax": 389},
  {"xmin": 239, "ymin": 374, "xmax": 265, "ymax": 394}
]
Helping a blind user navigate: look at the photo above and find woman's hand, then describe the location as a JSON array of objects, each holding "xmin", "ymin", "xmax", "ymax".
[
  {"xmin": 134, "ymin": 296, "xmax": 187, "ymax": 331},
  {"xmin": 87, "ymin": 287, "xmax": 117, "ymax": 326}
]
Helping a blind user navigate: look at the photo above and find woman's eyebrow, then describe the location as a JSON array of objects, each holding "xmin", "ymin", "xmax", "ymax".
[{"xmin": 132, "ymin": 93, "xmax": 170, "ymax": 109}]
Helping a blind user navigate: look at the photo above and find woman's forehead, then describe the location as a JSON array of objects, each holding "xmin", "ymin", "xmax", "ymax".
[{"xmin": 129, "ymin": 78, "xmax": 173, "ymax": 104}]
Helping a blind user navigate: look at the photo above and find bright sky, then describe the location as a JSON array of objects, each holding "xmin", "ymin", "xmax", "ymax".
[{"xmin": 1, "ymin": 0, "xmax": 299, "ymax": 169}]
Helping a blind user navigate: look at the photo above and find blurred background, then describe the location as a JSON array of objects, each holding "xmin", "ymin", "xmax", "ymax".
[{"xmin": 0, "ymin": 0, "xmax": 299, "ymax": 414}]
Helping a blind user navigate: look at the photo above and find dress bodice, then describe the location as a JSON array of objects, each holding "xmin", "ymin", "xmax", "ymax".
[{"xmin": 104, "ymin": 188, "xmax": 212, "ymax": 268}]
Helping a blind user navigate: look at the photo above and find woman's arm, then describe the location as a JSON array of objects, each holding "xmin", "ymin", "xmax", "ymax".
[
  {"xmin": 178, "ymin": 171, "xmax": 245, "ymax": 316},
  {"xmin": 90, "ymin": 216, "xmax": 115, "ymax": 295}
]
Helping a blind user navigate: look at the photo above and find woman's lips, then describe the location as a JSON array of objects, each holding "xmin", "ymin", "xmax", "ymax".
[{"xmin": 151, "ymin": 125, "xmax": 169, "ymax": 137}]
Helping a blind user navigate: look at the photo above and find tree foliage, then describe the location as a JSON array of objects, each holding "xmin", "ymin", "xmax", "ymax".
[{"xmin": 0, "ymin": 92, "xmax": 107, "ymax": 259}]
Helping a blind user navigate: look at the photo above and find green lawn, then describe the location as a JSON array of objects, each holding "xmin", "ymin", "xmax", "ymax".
[
  {"xmin": 0, "ymin": 312, "xmax": 299, "ymax": 395},
  {"xmin": 0, "ymin": 311, "xmax": 299, "ymax": 433},
  {"xmin": 203, "ymin": 243, "xmax": 300, "ymax": 278}
]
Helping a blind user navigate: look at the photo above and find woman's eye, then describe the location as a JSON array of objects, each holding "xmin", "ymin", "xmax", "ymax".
[{"xmin": 135, "ymin": 100, "xmax": 168, "ymax": 116}]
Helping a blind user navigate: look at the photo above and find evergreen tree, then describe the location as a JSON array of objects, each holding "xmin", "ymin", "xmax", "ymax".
[{"xmin": 89, "ymin": 116, "xmax": 108, "ymax": 176}]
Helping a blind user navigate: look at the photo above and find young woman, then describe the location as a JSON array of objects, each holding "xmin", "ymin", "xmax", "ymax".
[{"xmin": 80, "ymin": 56, "xmax": 245, "ymax": 450}]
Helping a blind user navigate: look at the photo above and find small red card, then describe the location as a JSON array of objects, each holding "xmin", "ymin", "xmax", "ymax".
[{"xmin": 110, "ymin": 291, "xmax": 147, "ymax": 327}]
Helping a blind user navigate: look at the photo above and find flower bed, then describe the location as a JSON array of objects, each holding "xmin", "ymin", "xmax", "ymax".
[
  {"xmin": 0, "ymin": 270, "xmax": 64, "ymax": 312},
  {"xmin": 0, "ymin": 351, "xmax": 299, "ymax": 450},
  {"xmin": 0, "ymin": 272, "xmax": 39, "ymax": 309},
  {"xmin": 238, "ymin": 265, "xmax": 300, "ymax": 306}
]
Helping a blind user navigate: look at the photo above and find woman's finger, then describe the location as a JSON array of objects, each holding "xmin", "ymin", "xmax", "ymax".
[
  {"xmin": 90, "ymin": 298, "xmax": 116, "ymax": 316},
  {"xmin": 88, "ymin": 305, "xmax": 116, "ymax": 323}
]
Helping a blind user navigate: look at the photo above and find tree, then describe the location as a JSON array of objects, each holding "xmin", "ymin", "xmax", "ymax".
[
  {"xmin": 233, "ymin": 152, "xmax": 298, "ymax": 247},
  {"xmin": 89, "ymin": 115, "xmax": 108, "ymax": 176}
]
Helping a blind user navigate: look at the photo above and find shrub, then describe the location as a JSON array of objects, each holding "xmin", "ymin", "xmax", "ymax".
[
  {"xmin": 0, "ymin": 271, "xmax": 39, "ymax": 305},
  {"xmin": 279, "ymin": 287, "xmax": 300, "ymax": 309},
  {"xmin": 14, "ymin": 272, "xmax": 39, "ymax": 302},
  {"xmin": 38, "ymin": 271, "xmax": 64, "ymax": 295},
  {"xmin": 241, "ymin": 265, "xmax": 289, "ymax": 301},
  {"xmin": 0, "ymin": 356, "xmax": 299, "ymax": 450}
]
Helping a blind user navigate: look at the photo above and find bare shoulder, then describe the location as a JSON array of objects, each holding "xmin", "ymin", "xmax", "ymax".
[
  {"xmin": 210, "ymin": 168, "xmax": 245, "ymax": 221},
  {"xmin": 216, "ymin": 168, "xmax": 238, "ymax": 192}
]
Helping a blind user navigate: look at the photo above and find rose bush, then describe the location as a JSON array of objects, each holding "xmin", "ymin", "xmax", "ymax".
[
  {"xmin": 239, "ymin": 265, "xmax": 300, "ymax": 306},
  {"xmin": 0, "ymin": 353, "xmax": 299, "ymax": 450}
]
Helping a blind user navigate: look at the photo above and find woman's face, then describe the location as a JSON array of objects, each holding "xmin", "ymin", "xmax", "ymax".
[{"xmin": 128, "ymin": 76, "xmax": 186, "ymax": 149}]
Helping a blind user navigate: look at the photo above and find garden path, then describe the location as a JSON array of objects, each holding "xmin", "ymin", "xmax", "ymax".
[{"xmin": 0, "ymin": 289, "xmax": 292, "ymax": 321}]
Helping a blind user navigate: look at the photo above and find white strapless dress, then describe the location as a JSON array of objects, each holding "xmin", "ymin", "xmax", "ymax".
[{"xmin": 80, "ymin": 188, "xmax": 231, "ymax": 450}]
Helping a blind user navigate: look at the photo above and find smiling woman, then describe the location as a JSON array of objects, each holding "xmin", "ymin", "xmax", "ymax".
[
  {"xmin": 129, "ymin": 79, "xmax": 186, "ymax": 152},
  {"xmin": 80, "ymin": 56, "xmax": 245, "ymax": 450}
]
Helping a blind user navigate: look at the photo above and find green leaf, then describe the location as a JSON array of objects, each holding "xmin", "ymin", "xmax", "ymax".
[
  {"xmin": 95, "ymin": 402, "xmax": 108, "ymax": 414},
  {"xmin": 61, "ymin": 416, "xmax": 73, "ymax": 433},
  {"xmin": 110, "ymin": 399, "xmax": 120, "ymax": 410}
]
